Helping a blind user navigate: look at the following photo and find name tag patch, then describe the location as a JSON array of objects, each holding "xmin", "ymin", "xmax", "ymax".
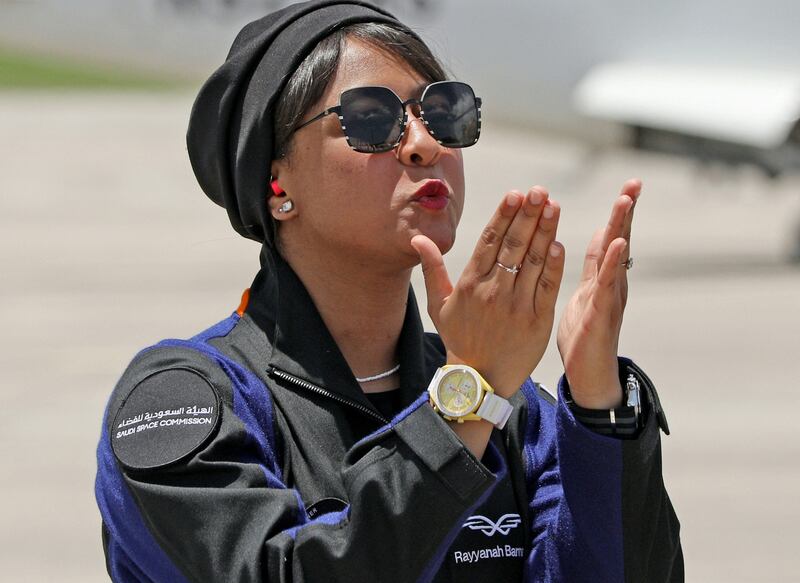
[{"xmin": 111, "ymin": 368, "xmax": 221, "ymax": 471}]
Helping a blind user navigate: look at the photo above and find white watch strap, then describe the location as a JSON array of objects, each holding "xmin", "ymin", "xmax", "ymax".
[{"xmin": 476, "ymin": 392, "xmax": 513, "ymax": 430}]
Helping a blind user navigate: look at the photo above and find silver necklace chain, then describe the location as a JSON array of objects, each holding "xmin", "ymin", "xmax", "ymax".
[{"xmin": 355, "ymin": 364, "xmax": 401, "ymax": 383}]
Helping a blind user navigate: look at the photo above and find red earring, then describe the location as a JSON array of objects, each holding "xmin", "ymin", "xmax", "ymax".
[{"xmin": 271, "ymin": 180, "xmax": 285, "ymax": 197}]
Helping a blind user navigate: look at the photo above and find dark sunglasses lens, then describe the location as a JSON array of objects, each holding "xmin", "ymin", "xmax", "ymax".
[
  {"xmin": 421, "ymin": 82, "xmax": 479, "ymax": 148},
  {"xmin": 340, "ymin": 87, "xmax": 403, "ymax": 152}
]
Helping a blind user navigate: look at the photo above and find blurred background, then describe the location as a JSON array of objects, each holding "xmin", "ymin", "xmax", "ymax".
[{"xmin": 1, "ymin": 1, "xmax": 799, "ymax": 581}]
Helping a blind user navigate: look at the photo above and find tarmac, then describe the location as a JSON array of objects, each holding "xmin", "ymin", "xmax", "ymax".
[{"xmin": 1, "ymin": 91, "xmax": 799, "ymax": 582}]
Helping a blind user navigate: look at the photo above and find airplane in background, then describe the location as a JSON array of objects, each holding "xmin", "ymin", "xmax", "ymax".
[{"xmin": 575, "ymin": 62, "xmax": 800, "ymax": 178}]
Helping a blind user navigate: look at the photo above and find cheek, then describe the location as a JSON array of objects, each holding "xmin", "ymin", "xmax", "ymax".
[
  {"xmin": 446, "ymin": 153, "xmax": 466, "ymax": 221},
  {"xmin": 300, "ymin": 151, "xmax": 399, "ymax": 234},
  {"xmin": 321, "ymin": 139, "xmax": 392, "ymax": 186},
  {"xmin": 293, "ymin": 144, "xmax": 367, "ymax": 204},
  {"xmin": 323, "ymin": 158, "xmax": 393, "ymax": 214}
]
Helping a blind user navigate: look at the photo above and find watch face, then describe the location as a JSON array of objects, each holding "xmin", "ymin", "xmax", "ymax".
[{"xmin": 436, "ymin": 369, "xmax": 481, "ymax": 417}]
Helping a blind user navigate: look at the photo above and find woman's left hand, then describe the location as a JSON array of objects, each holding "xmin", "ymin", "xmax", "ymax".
[{"xmin": 556, "ymin": 179, "xmax": 641, "ymax": 409}]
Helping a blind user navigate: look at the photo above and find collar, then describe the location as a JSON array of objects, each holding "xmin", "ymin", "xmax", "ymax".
[{"xmin": 244, "ymin": 247, "xmax": 442, "ymax": 412}]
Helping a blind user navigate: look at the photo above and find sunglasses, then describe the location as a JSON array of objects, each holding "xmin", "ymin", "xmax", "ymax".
[{"xmin": 292, "ymin": 80, "xmax": 482, "ymax": 153}]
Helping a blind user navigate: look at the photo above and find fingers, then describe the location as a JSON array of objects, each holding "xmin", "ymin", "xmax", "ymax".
[
  {"xmin": 516, "ymin": 199, "xmax": 560, "ymax": 298},
  {"xmin": 467, "ymin": 191, "xmax": 523, "ymax": 276},
  {"xmin": 463, "ymin": 184, "xmax": 564, "ymax": 318},
  {"xmin": 598, "ymin": 195, "xmax": 633, "ymax": 264},
  {"xmin": 594, "ymin": 237, "xmax": 628, "ymax": 310},
  {"xmin": 620, "ymin": 178, "xmax": 643, "ymax": 202},
  {"xmin": 588, "ymin": 178, "xmax": 643, "ymax": 277},
  {"xmin": 620, "ymin": 178, "xmax": 642, "ymax": 246},
  {"xmin": 410, "ymin": 235, "xmax": 453, "ymax": 320},
  {"xmin": 493, "ymin": 187, "xmax": 549, "ymax": 281},
  {"xmin": 534, "ymin": 242, "xmax": 565, "ymax": 316},
  {"xmin": 580, "ymin": 228, "xmax": 605, "ymax": 282}
]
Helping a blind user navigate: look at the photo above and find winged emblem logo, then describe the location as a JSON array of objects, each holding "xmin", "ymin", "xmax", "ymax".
[{"xmin": 462, "ymin": 513, "xmax": 522, "ymax": 536}]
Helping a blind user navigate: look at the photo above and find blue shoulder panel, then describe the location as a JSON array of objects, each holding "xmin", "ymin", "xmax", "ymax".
[
  {"xmin": 96, "ymin": 409, "xmax": 191, "ymax": 583},
  {"xmin": 158, "ymin": 313, "xmax": 282, "ymax": 485},
  {"xmin": 96, "ymin": 313, "xmax": 284, "ymax": 581}
]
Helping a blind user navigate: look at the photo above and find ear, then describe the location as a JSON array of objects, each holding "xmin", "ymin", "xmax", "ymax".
[
  {"xmin": 269, "ymin": 158, "xmax": 289, "ymax": 197},
  {"xmin": 268, "ymin": 158, "xmax": 294, "ymax": 219},
  {"xmin": 270, "ymin": 158, "xmax": 287, "ymax": 186}
]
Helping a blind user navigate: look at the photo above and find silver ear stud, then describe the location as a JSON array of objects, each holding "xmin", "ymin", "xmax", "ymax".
[{"xmin": 277, "ymin": 200, "xmax": 294, "ymax": 213}]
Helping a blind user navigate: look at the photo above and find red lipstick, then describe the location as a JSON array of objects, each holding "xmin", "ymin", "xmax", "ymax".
[{"xmin": 412, "ymin": 180, "xmax": 450, "ymax": 211}]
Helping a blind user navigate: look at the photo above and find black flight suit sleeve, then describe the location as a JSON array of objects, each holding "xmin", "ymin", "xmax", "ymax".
[{"xmin": 514, "ymin": 359, "xmax": 683, "ymax": 582}]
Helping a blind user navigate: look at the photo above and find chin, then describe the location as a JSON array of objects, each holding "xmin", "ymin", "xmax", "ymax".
[
  {"xmin": 425, "ymin": 230, "xmax": 456, "ymax": 255},
  {"xmin": 419, "ymin": 217, "xmax": 458, "ymax": 253}
]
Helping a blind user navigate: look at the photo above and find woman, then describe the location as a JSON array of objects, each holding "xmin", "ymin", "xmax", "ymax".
[{"xmin": 95, "ymin": 1, "xmax": 682, "ymax": 581}]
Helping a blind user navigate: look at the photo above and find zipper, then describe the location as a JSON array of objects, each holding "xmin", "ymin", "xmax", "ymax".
[
  {"xmin": 625, "ymin": 373, "xmax": 642, "ymax": 421},
  {"xmin": 625, "ymin": 361, "xmax": 670, "ymax": 435},
  {"xmin": 266, "ymin": 365, "xmax": 388, "ymax": 425}
]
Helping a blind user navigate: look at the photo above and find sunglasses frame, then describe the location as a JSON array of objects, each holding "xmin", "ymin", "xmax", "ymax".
[{"xmin": 292, "ymin": 80, "xmax": 482, "ymax": 153}]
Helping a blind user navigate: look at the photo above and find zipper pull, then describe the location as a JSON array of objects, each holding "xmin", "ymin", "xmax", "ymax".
[{"xmin": 626, "ymin": 373, "xmax": 642, "ymax": 426}]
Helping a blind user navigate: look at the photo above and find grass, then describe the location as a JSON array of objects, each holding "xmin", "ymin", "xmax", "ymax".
[{"xmin": 0, "ymin": 47, "xmax": 189, "ymax": 89}]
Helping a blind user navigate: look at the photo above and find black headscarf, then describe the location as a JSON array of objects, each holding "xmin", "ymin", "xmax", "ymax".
[{"xmin": 186, "ymin": 0, "xmax": 416, "ymax": 246}]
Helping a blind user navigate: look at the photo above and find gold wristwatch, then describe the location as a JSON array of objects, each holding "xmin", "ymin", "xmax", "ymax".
[{"xmin": 427, "ymin": 365, "xmax": 513, "ymax": 430}]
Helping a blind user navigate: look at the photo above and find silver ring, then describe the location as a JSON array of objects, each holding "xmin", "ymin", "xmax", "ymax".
[
  {"xmin": 622, "ymin": 257, "xmax": 634, "ymax": 270},
  {"xmin": 496, "ymin": 261, "xmax": 521, "ymax": 274}
]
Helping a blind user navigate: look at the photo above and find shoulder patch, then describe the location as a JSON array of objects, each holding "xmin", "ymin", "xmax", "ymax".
[
  {"xmin": 536, "ymin": 383, "xmax": 558, "ymax": 406},
  {"xmin": 111, "ymin": 367, "xmax": 221, "ymax": 471}
]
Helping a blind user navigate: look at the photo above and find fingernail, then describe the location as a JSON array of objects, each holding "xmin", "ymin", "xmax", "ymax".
[
  {"xmin": 549, "ymin": 243, "xmax": 561, "ymax": 257},
  {"xmin": 529, "ymin": 189, "xmax": 544, "ymax": 205},
  {"xmin": 506, "ymin": 193, "xmax": 520, "ymax": 207},
  {"xmin": 543, "ymin": 206, "xmax": 555, "ymax": 219}
]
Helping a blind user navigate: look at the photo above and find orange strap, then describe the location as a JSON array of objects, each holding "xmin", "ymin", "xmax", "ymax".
[{"xmin": 236, "ymin": 288, "xmax": 251, "ymax": 316}]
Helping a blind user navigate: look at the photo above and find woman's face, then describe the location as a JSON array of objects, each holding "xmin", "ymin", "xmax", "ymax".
[{"xmin": 271, "ymin": 38, "xmax": 466, "ymax": 271}]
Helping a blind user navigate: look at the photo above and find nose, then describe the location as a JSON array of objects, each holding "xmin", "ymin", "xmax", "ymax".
[{"xmin": 395, "ymin": 108, "xmax": 443, "ymax": 167}]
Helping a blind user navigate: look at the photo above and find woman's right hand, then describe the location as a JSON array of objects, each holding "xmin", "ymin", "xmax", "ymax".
[{"xmin": 411, "ymin": 187, "xmax": 565, "ymax": 398}]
